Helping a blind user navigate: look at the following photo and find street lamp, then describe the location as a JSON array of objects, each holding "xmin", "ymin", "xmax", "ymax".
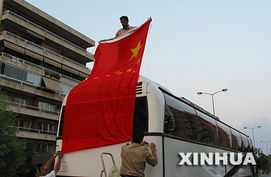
[
  {"xmin": 244, "ymin": 126, "xmax": 261, "ymax": 147},
  {"xmin": 197, "ymin": 88, "xmax": 228, "ymax": 115},
  {"xmin": 260, "ymin": 140, "xmax": 271, "ymax": 155}
]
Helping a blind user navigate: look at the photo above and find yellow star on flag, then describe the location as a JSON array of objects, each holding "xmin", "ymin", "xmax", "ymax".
[
  {"xmin": 115, "ymin": 71, "xmax": 123, "ymax": 75},
  {"xmin": 127, "ymin": 68, "xmax": 132, "ymax": 72},
  {"xmin": 129, "ymin": 41, "xmax": 142, "ymax": 61},
  {"xmin": 136, "ymin": 58, "xmax": 141, "ymax": 64}
]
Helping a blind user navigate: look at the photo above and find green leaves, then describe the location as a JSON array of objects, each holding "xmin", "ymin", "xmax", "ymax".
[{"xmin": 0, "ymin": 103, "xmax": 27, "ymax": 177}]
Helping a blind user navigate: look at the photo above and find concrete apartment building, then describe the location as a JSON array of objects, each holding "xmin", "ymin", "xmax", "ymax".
[{"xmin": 0, "ymin": 0, "xmax": 94, "ymax": 163}]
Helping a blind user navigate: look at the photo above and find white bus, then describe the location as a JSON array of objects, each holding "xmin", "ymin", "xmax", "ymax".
[{"xmin": 56, "ymin": 76, "xmax": 257, "ymax": 177}]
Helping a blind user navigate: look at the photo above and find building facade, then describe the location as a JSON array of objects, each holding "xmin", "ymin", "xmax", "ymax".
[{"xmin": 0, "ymin": 0, "xmax": 94, "ymax": 164}]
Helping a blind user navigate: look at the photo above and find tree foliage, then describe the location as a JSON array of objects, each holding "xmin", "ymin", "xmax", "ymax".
[
  {"xmin": 0, "ymin": 103, "xmax": 27, "ymax": 177},
  {"xmin": 255, "ymin": 148, "xmax": 271, "ymax": 174}
]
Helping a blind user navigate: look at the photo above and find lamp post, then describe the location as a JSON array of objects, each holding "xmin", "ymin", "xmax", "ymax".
[
  {"xmin": 244, "ymin": 126, "xmax": 261, "ymax": 147},
  {"xmin": 197, "ymin": 88, "xmax": 228, "ymax": 116},
  {"xmin": 260, "ymin": 140, "xmax": 271, "ymax": 155}
]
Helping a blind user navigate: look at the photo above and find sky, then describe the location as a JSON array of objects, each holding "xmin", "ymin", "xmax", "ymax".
[{"xmin": 25, "ymin": 0, "xmax": 271, "ymax": 154}]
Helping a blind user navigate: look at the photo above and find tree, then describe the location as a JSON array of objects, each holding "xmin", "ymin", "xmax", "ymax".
[
  {"xmin": 0, "ymin": 103, "xmax": 27, "ymax": 177},
  {"xmin": 255, "ymin": 148, "xmax": 271, "ymax": 174}
]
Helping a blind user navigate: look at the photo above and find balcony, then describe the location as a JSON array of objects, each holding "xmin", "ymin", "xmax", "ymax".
[
  {"xmin": 0, "ymin": 31, "xmax": 90, "ymax": 78},
  {"xmin": 4, "ymin": 0, "xmax": 95, "ymax": 48},
  {"xmin": 1, "ymin": 10, "xmax": 94, "ymax": 63},
  {"xmin": 0, "ymin": 74, "xmax": 63, "ymax": 102},
  {"xmin": 14, "ymin": 126, "xmax": 56, "ymax": 141},
  {"xmin": 0, "ymin": 52, "xmax": 81, "ymax": 87},
  {"xmin": 0, "ymin": 98, "xmax": 59, "ymax": 121}
]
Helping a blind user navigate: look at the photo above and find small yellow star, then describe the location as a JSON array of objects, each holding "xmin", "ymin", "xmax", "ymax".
[
  {"xmin": 127, "ymin": 68, "xmax": 132, "ymax": 72},
  {"xmin": 136, "ymin": 58, "xmax": 141, "ymax": 64},
  {"xmin": 115, "ymin": 71, "xmax": 123, "ymax": 75},
  {"xmin": 129, "ymin": 41, "xmax": 142, "ymax": 61}
]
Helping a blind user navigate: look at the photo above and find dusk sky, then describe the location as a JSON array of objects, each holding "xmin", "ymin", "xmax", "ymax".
[{"xmin": 26, "ymin": 0, "xmax": 271, "ymax": 154}]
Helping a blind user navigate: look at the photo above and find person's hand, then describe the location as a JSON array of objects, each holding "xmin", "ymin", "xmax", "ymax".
[
  {"xmin": 58, "ymin": 152, "xmax": 63, "ymax": 159},
  {"xmin": 150, "ymin": 143, "xmax": 156, "ymax": 151},
  {"xmin": 53, "ymin": 151, "xmax": 61, "ymax": 157},
  {"xmin": 140, "ymin": 141, "xmax": 149, "ymax": 146}
]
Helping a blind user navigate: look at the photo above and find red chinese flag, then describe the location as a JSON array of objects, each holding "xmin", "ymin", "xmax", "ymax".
[{"xmin": 62, "ymin": 19, "xmax": 152, "ymax": 153}]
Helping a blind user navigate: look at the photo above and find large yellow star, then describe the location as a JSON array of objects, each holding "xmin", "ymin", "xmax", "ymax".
[{"xmin": 129, "ymin": 41, "xmax": 142, "ymax": 61}]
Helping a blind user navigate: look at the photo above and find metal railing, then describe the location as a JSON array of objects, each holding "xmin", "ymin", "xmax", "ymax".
[
  {"xmin": 11, "ymin": 126, "xmax": 57, "ymax": 135},
  {"xmin": 0, "ymin": 74, "xmax": 36, "ymax": 87},
  {"xmin": 0, "ymin": 98, "xmax": 59, "ymax": 115},
  {"xmin": 1, "ymin": 52, "xmax": 82, "ymax": 84},
  {"xmin": 1, "ymin": 31, "xmax": 90, "ymax": 71},
  {"xmin": 3, "ymin": 10, "xmax": 92, "ymax": 53},
  {"xmin": 0, "ymin": 74, "xmax": 65, "ymax": 97}
]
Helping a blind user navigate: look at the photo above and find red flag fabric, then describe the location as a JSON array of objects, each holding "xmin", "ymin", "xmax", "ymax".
[{"xmin": 62, "ymin": 19, "xmax": 152, "ymax": 153}]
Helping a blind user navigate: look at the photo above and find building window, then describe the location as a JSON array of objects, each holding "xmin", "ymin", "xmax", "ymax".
[
  {"xmin": 34, "ymin": 143, "xmax": 41, "ymax": 153},
  {"xmin": 44, "ymin": 123, "xmax": 49, "ymax": 132},
  {"xmin": 18, "ymin": 120, "xmax": 24, "ymax": 127},
  {"xmin": 61, "ymin": 83, "xmax": 73, "ymax": 95},
  {"xmin": 0, "ymin": 94, "xmax": 9, "ymax": 101},
  {"xmin": 4, "ymin": 63, "xmax": 27, "ymax": 81},
  {"xmin": 2, "ymin": 63, "xmax": 42, "ymax": 87},
  {"xmin": 34, "ymin": 143, "xmax": 55, "ymax": 153},
  {"xmin": 14, "ymin": 97, "xmax": 26, "ymax": 105},
  {"xmin": 27, "ymin": 72, "xmax": 42, "ymax": 86},
  {"xmin": 38, "ymin": 101, "xmax": 57, "ymax": 112},
  {"xmin": 37, "ymin": 121, "xmax": 57, "ymax": 135},
  {"xmin": 41, "ymin": 144, "xmax": 48, "ymax": 152},
  {"xmin": 49, "ymin": 124, "xmax": 56, "ymax": 132},
  {"xmin": 48, "ymin": 144, "xmax": 55, "ymax": 153}
]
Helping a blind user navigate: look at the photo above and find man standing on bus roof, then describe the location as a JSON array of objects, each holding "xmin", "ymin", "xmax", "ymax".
[
  {"xmin": 115, "ymin": 16, "xmax": 136, "ymax": 37},
  {"xmin": 99, "ymin": 16, "xmax": 136, "ymax": 43},
  {"xmin": 120, "ymin": 131, "xmax": 158, "ymax": 177}
]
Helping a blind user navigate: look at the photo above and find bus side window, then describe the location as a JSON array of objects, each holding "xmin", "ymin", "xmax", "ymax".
[
  {"xmin": 164, "ymin": 105, "xmax": 175, "ymax": 135},
  {"xmin": 247, "ymin": 137, "xmax": 253, "ymax": 152},
  {"xmin": 231, "ymin": 129, "xmax": 242, "ymax": 151},
  {"xmin": 217, "ymin": 121, "xmax": 232, "ymax": 149},
  {"xmin": 196, "ymin": 111, "xmax": 218, "ymax": 146},
  {"xmin": 241, "ymin": 135, "xmax": 249, "ymax": 152},
  {"xmin": 163, "ymin": 93, "xmax": 197, "ymax": 141},
  {"xmin": 132, "ymin": 97, "xmax": 148, "ymax": 137},
  {"xmin": 57, "ymin": 106, "xmax": 65, "ymax": 138}
]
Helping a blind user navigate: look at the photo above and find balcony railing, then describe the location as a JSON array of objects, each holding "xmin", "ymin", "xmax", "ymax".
[
  {"xmin": 0, "ymin": 70, "xmax": 73, "ymax": 97},
  {"xmin": 3, "ymin": 10, "xmax": 92, "ymax": 53},
  {"xmin": 1, "ymin": 52, "xmax": 82, "ymax": 84},
  {"xmin": 0, "ymin": 98, "xmax": 59, "ymax": 115},
  {"xmin": 12, "ymin": 126, "xmax": 57, "ymax": 136},
  {"xmin": 0, "ymin": 74, "xmax": 37, "ymax": 88},
  {"xmin": 1, "ymin": 31, "xmax": 90, "ymax": 71},
  {"xmin": 0, "ymin": 74, "xmax": 63, "ymax": 97}
]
